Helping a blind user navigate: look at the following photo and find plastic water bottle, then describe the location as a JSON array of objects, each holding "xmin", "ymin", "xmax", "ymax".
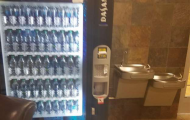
[
  {"xmin": 60, "ymin": 79, "xmax": 67, "ymax": 97},
  {"xmin": 53, "ymin": 8, "xmax": 61, "ymax": 27},
  {"xmin": 11, "ymin": 79, "xmax": 19, "ymax": 97},
  {"xmin": 59, "ymin": 100, "xmax": 66, "ymax": 113},
  {"xmin": 52, "ymin": 100, "xmax": 59, "ymax": 113},
  {"xmin": 60, "ymin": 31, "xmax": 69, "ymax": 52},
  {"xmin": 68, "ymin": 56, "xmax": 74, "ymax": 75},
  {"xmin": 70, "ymin": 79, "xmax": 78, "ymax": 97},
  {"xmin": 6, "ymin": 29, "xmax": 14, "ymax": 52},
  {"xmin": 35, "ymin": 30, "xmax": 44, "ymax": 52},
  {"xmin": 44, "ymin": 79, "xmax": 52, "ymax": 98},
  {"xmin": 43, "ymin": 56, "xmax": 51, "ymax": 75},
  {"xmin": 70, "ymin": 8, "xmax": 78, "ymax": 27},
  {"xmin": 52, "ymin": 79, "xmax": 59, "ymax": 97},
  {"xmin": 27, "ymin": 7, "xmax": 34, "ymax": 26},
  {"xmin": 36, "ymin": 79, "xmax": 44, "ymax": 97},
  {"xmin": 72, "ymin": 100, "xmax": 78, "ymax": 113},
  {"xmin": 52, "ymin": 31, "xmax": 61, "ymax": 52},
  {"xmin": 20, "ymin": 79, "xmax": 30, "ymax": 98},
  {"xmin": 66, "ymin": 100, "xmax": 72, "ymax": 113},
  {"xmin": 66, "ymin": 79, "xmax": 71, "ymax": 97},
  {"xmin": 73, "ymin": 56, "xmax": 79, "ymax": 75},
  {"xmin": 35, "ymin": 8, "xmax": 43, "ymax": 26},
  {"xmin": 62, "ymin": 8, "xmax": 69, "ymax": 27},
  {"xmin": 18, "ymin": 6, "xmax": 26, "ymax": 26},
  {"xmin": 74, "ymin": 31, "xmax": 80, "ymax": 52},
  {"xmin": 34, "ymin": 55, "xmax": 42, "ymax": 75},
  {"xmin": 51, "ymin": 56, "xmax": 59, "ymax": 75},
  {"xmin": 44, "ymin": 30, "xmax": 53, "ymax": 52},
  {"xmin": 45, "ymin": 100, "xmax": 52, "ymax": 114},
  {"xmin": 37, "ymin": 101, "xmax": 44, "ymax": 114},
  {"xmin": 14, "ymin": 29, "xmax": 22, "ymax": 52},
  {"xmin": 28, "ymin": 79, "xmax": 36, "ymax": 98},
  {"xmin": 9, "ymin": 7, "xmax": 18, "ymax": 26},
  {"xmin": 59, "ymin": 56, "xmax": 67, "ymax": 75},
  {"xmin": 68, "ymin": 31, "xmax": 77, "ymax": 52},
  {"xmin": 24, "ymin": 55, "xmax": 34, "ymax": 75},
  {"xmin": 3, "ymin": 6, "xmax": 9, "ymax": 25},
  {"xmin": 9, "ymin": 55, "xmax": 17, "ymax": 75},
  {"xmin": 17, "ymin": 55, "xmax": 25, "ymax": 75},
  {"xmin": 45, "ymin": 7, "xmax": 52, "ymax": 27},
  {"xmin": 21, "ymin": 31, "xmax": 29, "ymax": 52}
]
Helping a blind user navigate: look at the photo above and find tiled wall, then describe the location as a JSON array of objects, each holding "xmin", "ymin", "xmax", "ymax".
[{"xmin": 109, "ymin": 0, "xmax": 190, "ymax": 119}]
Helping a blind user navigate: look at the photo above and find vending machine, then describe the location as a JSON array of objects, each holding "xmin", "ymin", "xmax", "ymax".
[{"xmin": 0, "ymin": 0, "xmax": 113, "ymax": 120}]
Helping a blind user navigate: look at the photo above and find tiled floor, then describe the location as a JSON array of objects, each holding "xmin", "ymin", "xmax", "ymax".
[{"xmin": 135, "ymin": 114, "xmax": 190, "ymax": 120}]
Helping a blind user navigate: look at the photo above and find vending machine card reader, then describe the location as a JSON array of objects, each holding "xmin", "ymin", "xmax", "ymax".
[{"xmin": 92, "ymin": 45, "xmax": 111, "ymax": 104}]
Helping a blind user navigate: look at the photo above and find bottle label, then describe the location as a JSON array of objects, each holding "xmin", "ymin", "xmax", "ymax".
[
  {"xmin": 26, "ymin": 90, "xmax": 31, "ymax": 98},
  {"xmin": 54, "ymin": 17, "xmax": 61, "ymax": 26},
  {"xmin": 55, "ymin": 43, "xmax": 61, "ymax": 52},
  {"xmin": 63, "ymin": 17, "xmax": 69, "ymax": 27},
  {"xmin": 24, "ymin": 67, "xmax": 29, "ymax": 75},
  {"xmin": 18, "ymin": 16, "xmax": 26, "ymax": 25},
  {"xmin": 38, "ymin": 43, "xmax": 45, "ymax": 52},
  {"xmin": 21, "ymin": 43, "xmax": 28, "ymax": 51},
  {"xmin": 73, "ymin": 67, "xmax": 79, "ymax": 75},
  {"xmin": 71, "ymin": 43, "xmax": 78, "ymax": 52},
  {"xmin": 66, "ymin": 89, "xmax": 70, "ymax": 97},
  {"xmin": 8, "ymin": 68, "xmax": 12, "ymax": 75},
  {"xmin": 30, "ymin": 43, "xmax": 37, "ymax": 52},
  {"xmin": 3, "ymin": 16, "xmax": 7, "ymax": 25},
  {"xmin": 28, "ymin": 16, "xmax": 34, "ymax": 26},
  {"xmin": 58, "ymin": 90, "xmax": 63, "ymax": 97},
  {"xmin": 32, "ymin": 67, "xmax": 38, "ymax": 75},
  {"xmin": 74, "ymin": 17, "xmax": 78, "ymax": 27},
  {"xmin": 37, "ymin": 16, "xmax": 43, "ymax": 26},
  {"xmin": 64, "ymin": 43, "xmax": 70, "ymax": 52},
  {"xmin": 49, "ymin": 67, "xmax": 54, "ymax": 75},
  {"xmin": 34, "ymin": 90, "xmax": 39, "ymax": 98},
  {"xmin": 41, "ymin": 68, "xmax": 46, "ymax": 75},
  {"xmin": 15, "ymin": 67, "xmax": 21, "ymax": 75},
  {"xmin": 47, "ymin": 43, "xmax": 53, "ymax": 52},
  {"xmin": 9, "ymin": 16, "xmax": 17, "ymax": 25},
  {"xmin": 13, "ymin": 42, "xmax": 19, "ymax": 51},
  {"xmin": 6, "ymin": 43, "xmax": 11, "ymax": 52},
  {"xmin": 57, "ymin": 67, "xmax": 62, "ymax": 75},
  {"xmin": 17, "ymin": 91, "xmax": 22, "ymax": 98},
  {"xmin": 70, "ymin": 17, "xmax": 74, "ymax": 27},
  {"xmin": 46, "ymin": 17, "xmax": 52, "ymax": 26}
]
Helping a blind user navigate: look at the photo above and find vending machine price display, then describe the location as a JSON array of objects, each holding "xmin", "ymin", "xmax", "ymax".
[{"xmin": 98, "ymin": 47, "xmax": 107, "ymax": 59}]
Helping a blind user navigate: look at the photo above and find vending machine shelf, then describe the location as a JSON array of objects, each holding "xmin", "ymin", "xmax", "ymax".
[
  {"xmin": 27, "ymin": 97, "xmax": 80, "ymax": 101},
  {"xmin": 7, "ymin": 52, "xmax": 81, "ymax": 57},
  {"xmin": 4, "ymin": 26, "xmax": 80, "ymax": 31}
]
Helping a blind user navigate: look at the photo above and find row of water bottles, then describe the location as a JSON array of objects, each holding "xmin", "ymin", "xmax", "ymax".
[
  {"xmin": 36, "ymin": 100, "xmax": 79, "ymax": 115},
  {"xmin": 6, "ymin": 29, "xmax": 79, "ymax": 52},
  {"xmin": 9, "ymin": 55, "xmax": 79, "ymax": 76},
  {"xmin": 11, "ymin": 79, "xmax": 79, "ymax": 98},
  {"xmin": 3, "ymin": 6, "xmax": 79, "ymax": 27}
]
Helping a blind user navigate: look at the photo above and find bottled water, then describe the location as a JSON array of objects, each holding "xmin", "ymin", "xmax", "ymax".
[
  {"xmin": 27, "ymin": 7, "xmax": 34, "ymax": 26},
  {"xmin": 35, "ymin": 30, "xmax": 45, "ymax": 52},
  {"xmin": 44, "ymin": 30, "xmax": 53, "ymax": 52},
  {"xmin": 60, "ymin": 79, "xmax": 66, "ymax": 97},
  {"xmin": 35, "ymin": 8, "xmax": 43, "ymax": 26},
  {"xmin": 34, "ymin": 55, "xmax": 42, "ymax": 75},
  {"xmin": 52, "ymin": 79, "xmax": 59, "ymax": 97},
  {"xmin": 67, "ymin": 56, "xmax": 74, "ymax": 75},
  {"xmin": 59, "ymin": 100, "xmax": 66, "ymax": 113},
  {"xmin": 9, "ymin": 55, "xmax": 17, "ymax": 75},
  {"xmin": 43, "ymin": 55, "xmax": 51, "ymax": 75},
  {"xmin": 52, "ymin": 30, "xmax": 61, "ymax": 52},
  {"xmin": 11, "ymin": 79, "xmax": 19, "ymax": 97},
  {"xmin": 70, "ymin": 8, "xmax": 78, "ymax": 27},
  {"xmin": 27, "ymin": 30, "xmax": 37, "ymax": 52},
  {"xmin": 66, "ymin": 100, "xmax": 72, "ymax": 113},
  {"xmin": 44, "ymin": 79, "xmax": 52, "ymax": 98},
  {"xmin": 21, "ymin": 30, "xmax": 29, "ymax": 52},
  {"xmin": 52, "ymin": 100, "xmax": 59, "ymax": 113},
  {"xmin": 37, "ymin": 101, "xmax": 44, "ymax": 114},
  {"xmin": 73, "ymin": 56, "xmax": 80, "ymax": 75},
  {"xmin": 36, "ymin": 79, "xmax": 44, "ymax": 98},
  {"xmin": 72, "ymin": 100, "xmax": 79, "ymax": 113},
  {"xmin": 20, "ymin": 79, "xmax": 30, "ymax": 98},
  {"xmin": 74, "ymin": 31, "xmax": 80, "ymax": 52},
  {"xmin": 6, "ymin": 29, "xmax": 14, "ymax": 52},
  {"xmin": 14, "ymin": 29, "xmax": 22, "ymax": 52},
  {"xmin": 17, "ymin": 55, "xmax": 25, "ymax": 75},
  {"xmin": 18, "ymin": 6, "xmax": 26, "ymax": 26},
  {"xmin": 62, "ymin": 8, "xmax": 69, "ymax": 27},
  {"xmin": 24, "ymin": 55, "xmax": 34, "ymax": 75},
  {"xmin": 3, "ymin": 6, "xmax": 9, "ymax": 25},
  {"xmin": 60, "ymin": 31, "xmax": 69, "ymax": 52},
  {"xmin": 45, "ymin": 7, "xmax": 52, "ymax": 27},
  {"xmin": 9, "ymin": 7, "xmax": 18, "ymax": 26},
  {"xmin": 70, "ymin": 79, "xmax": 78, "ymax": 97},
  {"xmin": 28, "ymin": 79, "xmax": 36, "ymax": 98},
  {"xmin": 51, "ymin": 56, "xmax": 59, "ymax": 75},
  {"xmin": 69, "ymin": 31, "xmax": 77, "ymax": 52},
  {"xmin": 59, "ymin": 56, "xmax": 67, "ymax": 75},
  {"xmin": 45, "ymin": 100, "xmax": 52, "ymax": 114},
  {"xmin": 53, "ymin": 8, "xmax": 61, "ymax": 27}
]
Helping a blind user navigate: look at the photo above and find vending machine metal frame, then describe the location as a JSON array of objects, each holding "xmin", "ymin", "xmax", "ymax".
[{"xmin": 0, "ymin": 2, "xmax": 84, "ymax": 118}]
